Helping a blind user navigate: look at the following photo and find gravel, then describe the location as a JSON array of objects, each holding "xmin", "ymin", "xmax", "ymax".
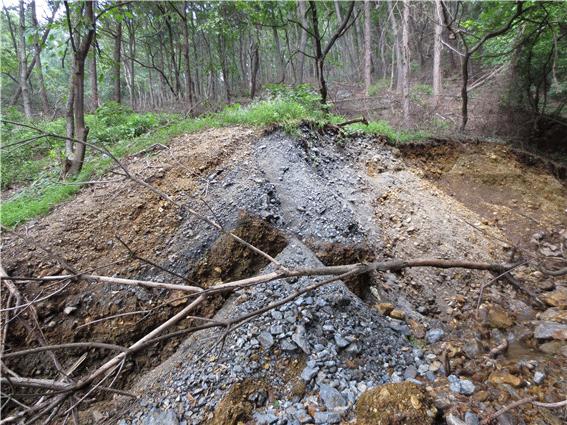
[{"xmin": 124, "ymin": 239, "xmax": 416, "ymax": 424}]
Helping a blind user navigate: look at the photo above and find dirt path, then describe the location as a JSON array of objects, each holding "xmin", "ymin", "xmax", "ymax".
[{"xmin": 2, "ymin": 126, "xmax": 565, "ymax": 424}]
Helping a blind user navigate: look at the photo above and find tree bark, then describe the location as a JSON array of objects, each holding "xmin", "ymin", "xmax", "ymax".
[
  {"xmin": 113, "ymin": 15, "xmax": 122, "ymax": 103},
  {"xmin": 64, "ymin": 0, "xmax": 95, "ymax": 177},
  {"xmin": 401, "ymin": 0, "xmax": 411, "ymax": 125},
  {"xmin": 90, "ymin": 33, "xmax": 100, "ymax": 110},
  {"xmin": 218, "ymin": 34, "xmax": 231, "ymax": 103},
  {"xmin": 363, "ymin": 0, "xmax": 372, "ymax": 95},
  {"xmin": 31, "ymin": 0, "xmax": 49, "ymax": 115},
  {"xmin": 432, "ymin": 0, "xmax": 443, "ymax": 106},
  {"xmin": 250, "ymin": 36, "xmax": 260, "ymax": 99},
  {"xmin": 17, "ymin": 0, "xmax": 32, "ymax": 118},
  {"xmin": 297, "ymin": 1, "xmax": 308, "ymax": 84},
  {"xmin": 182, "ymin": 1, "xmax": 194, "ymax": 109}
]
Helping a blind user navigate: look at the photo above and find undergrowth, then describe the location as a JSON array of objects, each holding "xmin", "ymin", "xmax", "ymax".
[{"xmin": 1, "ymin": 86, "xmax": 425, "ymax": 228}]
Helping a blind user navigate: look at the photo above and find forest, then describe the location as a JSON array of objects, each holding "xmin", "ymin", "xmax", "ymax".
[{"xmin": 1, "ymin": 1, "xmax": 566, "ymax": 425}]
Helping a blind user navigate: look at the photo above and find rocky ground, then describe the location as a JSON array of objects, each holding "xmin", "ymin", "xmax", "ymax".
[{"xmin": 1, "ymin": 125, "xmax": 566, "ymax": 424}]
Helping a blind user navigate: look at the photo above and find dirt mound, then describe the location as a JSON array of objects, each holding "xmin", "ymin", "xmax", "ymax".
[{"xmin": 355, "ymin": 382, "xmax": 438, "ymax": 425}]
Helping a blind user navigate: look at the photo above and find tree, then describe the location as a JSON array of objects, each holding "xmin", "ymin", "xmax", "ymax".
[
  {"xmin": 299, "ymin": 0, "xmax": 357, "ymax": 104},
  {"xmin": 30, "ymin": 0, "xmax": 50, "ymax": 115},
  {"xmin": 363, "ymin": 0, "xmax": 372, "ymax": 95},
  {"xmin": 442, "ymin": 1, "xmax": 529, "ymax": 131},
  {"xmin": 432, "ymin": 0, "xmax": 443, "ymax": 106},
  {"xmin": 401, "ymin": 0, "xmax": 411, "ymax": 124},
  {"xmin": 17, "ymin": 0, "xmax": 32, "ymax": 118},
  {"xmin": 113, "ymin": 7, "xmax": 122, "ymax": 103},
  {"xmin": 64, "ymin": 0, "xmax": 96, "ymax": 176}
]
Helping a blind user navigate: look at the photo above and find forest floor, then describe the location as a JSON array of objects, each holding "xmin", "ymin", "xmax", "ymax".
[{"xmin": 1, "ymin": 124, "xmax": 566, "ymax": 424}]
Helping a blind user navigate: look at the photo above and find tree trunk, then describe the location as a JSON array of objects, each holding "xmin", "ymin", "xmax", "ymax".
[
  {"xmin": 113, "ymin": 17, "xmax": 122, "ymax": 103},
  {"xmin": 31, "ymin": 0, "xmax": 49, "ymax": 115},
  {"xmin": 182, "ymin": 1, "xmax": 194, "ymax": 109},
  {"xmin": 250, "ymin": 37, "xmax": 260, "ymax": 99},
  {"xmin": 401, "ymin": 0, "xmax": 411, "ymax": 125},
  {"xmin": 387, "ymin": 1, "xmax": 402, "ymax": 93},
  {"xmin": 297, "ymin": 1, "xmax": 308, "ymax": 84},
  {"xmin": 91, "ymin": 33, "xmax": 100, "ymax": 109},
  {"xmin": 432, "ymin": 0, "xmax": 443, "ymax": 106},
  {"xmin": 460, "ymin": 53, "xmax": 470, "ymax": 132},
  {"xmin": 219, "ymin": 34, "xmax": 231, "ymax": 102},
  {"xmin": 65, "ymin": 0, "xmax": 95, "ymax": 177},
  {"xmin": 363, "ymin": 0, "xmax": 372, "ymax": 95},
  {"xmin": 17, "ymin": 0, "xmax": 32, "ymax": 118},
  {"xmin": 130, "ymin": 30, "xmax": 136, "ymax": 108},
  {"xmin": 272, "ymin": 25, "xmax": 285, "ymax": 83},
  {"xmin": 309, "ymin": 1, "xmax": 327, "ymax": 104}
]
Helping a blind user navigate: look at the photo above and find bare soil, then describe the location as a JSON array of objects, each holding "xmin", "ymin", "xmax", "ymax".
[{"xmin": 2, "ymin": 125, "xmax": 566, "ymax": 424}]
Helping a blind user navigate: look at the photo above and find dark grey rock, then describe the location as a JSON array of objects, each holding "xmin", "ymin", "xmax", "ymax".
[
  {"xmin": 465, "ymin": 412, "xmax": 480, "ymax": 425},
  {"xmin": 258, "ymin": 331, "xmax": 274, "ymax": 349},
  {"xmin": 319, "ymin": 384, "xmax": 346, "ymax": 410},
  {"xmin": 253, "ymin": 412, "xmax": 279, "ymax": 425},
  {"xmin": 281, "ymin": 339, "xmax": 298, "ymax": 351},
  {"xmin": 314, "ymin": 412, "xmax": 341, "ymax": 424},
  {"xmin": 403, "ymin": 366, "xmax": 417, "ymax": 379},
  {"xmin": 292, "ymin": 325, "xmax": 310, "ymax": 353},
  {"xmin": 334, "ymin": 334, "xmax": 350, "ymax": 348},
  {"xmin": 301, "ymin": 366, "xmax": 319, "ymax": 382},
  {"xmin": 426, "ymin": 328, "xmax": 445, "ymax": 344}
]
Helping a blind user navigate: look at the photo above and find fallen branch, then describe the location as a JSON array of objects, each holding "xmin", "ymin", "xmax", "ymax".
[
  {"xmin": 337, "ymin": 116, "xmax": 369, "ymax": 127},
  {"xmin": 481, "ymin": 397, "xmax": 567, "ymax": 424}
]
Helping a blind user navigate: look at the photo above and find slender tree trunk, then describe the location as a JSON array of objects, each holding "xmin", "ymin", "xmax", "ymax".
[
  {"xmin": 90, "ymin": 41, "xmax": 99, "ymax": 109},
  {"xmin": 131, "ymin": 29, "xmax": 136, "ymax": 108},
  {"xmin": 182, "ymin": 1, "xmax": 194, "ymax": 109},
  {"xmin": 297, "ymin": 1, "xmax": 308, "ymax": 83},
  {"xmin": 10, "ymin": 1, "xmax": 58, "ymax": 106},
  {"xmin": 250, "ymin": 37, "xmax": 260, "ymax": 99},
  {"xmin": 65, "ymin": 0, "xmax": 95, "ymax": 177},
  {"xmin": 309, "ymin": 1, "xmax": 327, "ymax": 104},
  {"xmin": 17, "ymin": 0, "xmax": 32, "ymax": 118},
  {"xmin": 432, "ymin": 0, "xmax": 443, "ymax": 106},
  {"xmin": 401, "ymin": 0, "xmax": 411, "ymax": 125},
  {"xmin": 460, "ymin": 53, "xmax": 470, "ymax": 131},
  {"xmin": 218, "ymin": 34, "xmax": 231, "ymax": 102},
  {"xmin": 113, "ymin": 17, "xmax": 122, "ymax": 103},
  {"xmin": 363, "ymin": 0, "xmax": 372, "ymax": 95},
  {"xmin": 31, "ymin": 0, "xmax": 49, "ymax": 115},
  {"xmin": 272, "ymin": 25, "xmax": 285, "ymax": 83},
  {"xmin": 387, "ymin": 1, "xmax": 402, "ymax": 93}
]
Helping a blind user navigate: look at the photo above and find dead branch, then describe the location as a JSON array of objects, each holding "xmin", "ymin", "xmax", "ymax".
[
  {"xmin": 3, "ymin": 342, "xmax": 128, "ymax": 359},
  {"xmin": 481, "ymin": 397, "xmax": 567, "ymax": 424},
  {"xmin": 337, "ymin": 116, "xmax": 369, "ymax": 127}
]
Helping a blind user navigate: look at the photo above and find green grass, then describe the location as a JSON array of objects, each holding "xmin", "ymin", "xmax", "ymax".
[{"xmin": 1, "ymin": 91, "xmax": 426, "ymax": 228}]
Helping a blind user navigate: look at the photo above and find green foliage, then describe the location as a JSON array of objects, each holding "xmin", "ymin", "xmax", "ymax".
[
  {"xmin": 345, "ymin": 120, "xmax": 427, "ymax": 144},
  {"xmin": 412, "ymin": 84, "xmax": 433, "ymax": 96},
  {"xmin": 368, "ymin": 79, "xmax": 389, "ymax": 97}
]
